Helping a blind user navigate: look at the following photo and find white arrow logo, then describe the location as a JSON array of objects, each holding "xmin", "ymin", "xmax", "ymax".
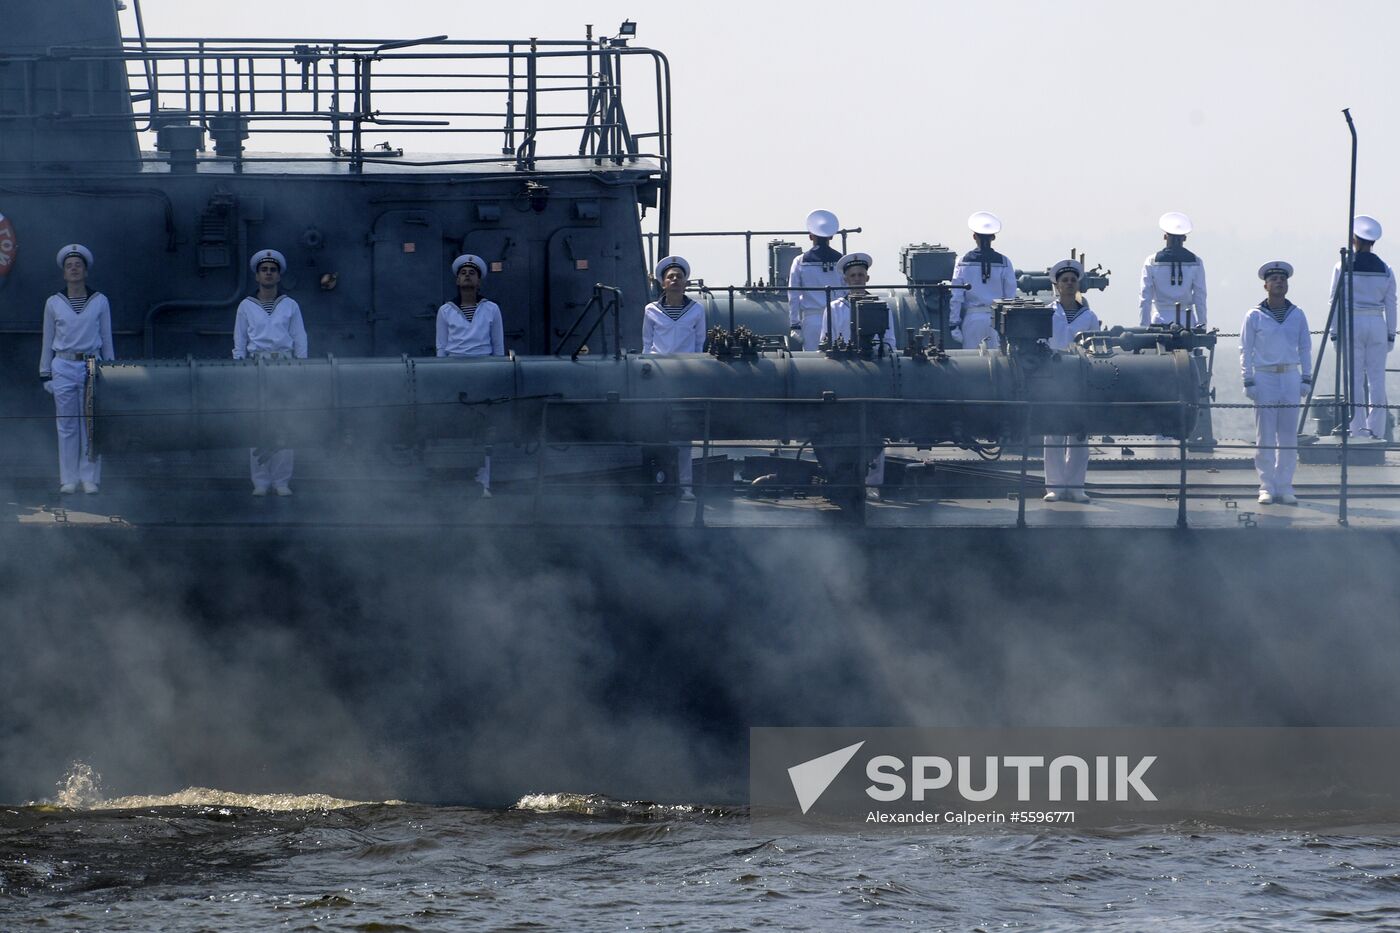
[{"xmin": 787, "ymin": 741, "xmax": 865, "ymax": 814}]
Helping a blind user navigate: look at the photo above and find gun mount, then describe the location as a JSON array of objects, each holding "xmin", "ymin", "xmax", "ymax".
[
  {"xmin": 1076, "ymin": 325, "xmax": 1220, "ymax": 449},
  {"xmin": 1077, "ymin": 324, "xmax": 1218, "ymax": 354},
  {"xmin": 1016, "ymin": 249, "xmax": 1112, "ymax": 296}
]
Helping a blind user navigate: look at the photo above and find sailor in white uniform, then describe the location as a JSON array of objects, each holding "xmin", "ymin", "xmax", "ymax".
[
  {"xmin": 233, "ymin": 248, "xmax": 308, "ymax": 496},
  {"xmin": 1139, "ymin": 211, "xmax": 1208, "ymax": 328},
  {"xmin": 436, "ymin": 253, "xmax": 506, "ymax": 497},
  {"xmin": 643, "ymin": 255, "xmax": 707, "ymax": 500},
  {"xmin": 1327, "ymin": 214, "xmax": 1396, "ymax": 438},
  {"xmin": 949, "ymin": 211, "xmax": 1017, "ymax": 349},
  {"xmin": 820, "ymin": 252, "xmax": 892, "ymax": 493},
  {"xmin": 1042, "ymin": 259, "xmax": 1101, "ymax": 503},
  {"xmin": 787, "ymin": 209, "xmax": 846, "ymax": 351},
  {"xmin": 39, "ymin": 244, "xmax": 114, "ymax": 494},
  {"xmin": 1241, "ymin": 261, "xmax": 1311, "ymax": 505},
  {"xmin": 819, "ymin": 252, "xmax": 895, "ymax": 351}
]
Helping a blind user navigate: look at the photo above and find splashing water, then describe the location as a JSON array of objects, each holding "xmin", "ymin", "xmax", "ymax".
[
  {"xmin": 37, "ymin": 761, "xmax": 395, "ymax": 811},
  {"xmin": 513, "ymin": 791, "xmax": 734, "ymax": 819},
  {"xmin": 51, "ymin": 761, "xmax": 105, "ymax": 808},
  {"xmin": 94, "ymin": 787, "xmax": 394, "ymax": 811}
]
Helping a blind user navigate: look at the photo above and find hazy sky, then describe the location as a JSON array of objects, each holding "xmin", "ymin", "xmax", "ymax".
[{"xmin": 128, "ymin": 0, "xmax": 1400, "ymax": 327}]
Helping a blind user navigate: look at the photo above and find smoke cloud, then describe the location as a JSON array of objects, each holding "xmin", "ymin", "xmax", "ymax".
[{"xmin": 3, "ymin": 512, "xmax": 1399, "ymax": 808}]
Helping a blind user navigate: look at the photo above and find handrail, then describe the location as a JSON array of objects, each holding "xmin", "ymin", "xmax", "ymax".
[
  {"xmin": 553, "ymin": 284, "xmax": 625, "ymax": 360},
  {"xmin": 510, "ymin": 394, "xmax": 1400, "ymax": 528},
  {"xmin": 0, "ymin": 36, "xmax": 672, "ymax": 176},
  {"xmin": 643, "ymin": 228, "xmax": 863, "ymax": 287}
]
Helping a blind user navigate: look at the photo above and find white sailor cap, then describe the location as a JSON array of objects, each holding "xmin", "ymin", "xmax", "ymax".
[
  {"xmin": 1159, "ymin": 211, "xmax": 1193, "ymax": 236},
  {"xmin": 968, "ymin": 211, "xmax": 1002, "ymax": 236},
  {"xmin": 452, "ymin": 254, "xmax": 487, "ymax": 279},
  {"xmin": 654, "ymin": 255, "xmax": 690, "ymax": 280},
  {"xmin": 839, "ymin": 251, "xmax": 872, "ymax": 273},
  {"xmin": 1050, "ymin": 259, "xmax": 1084, "ymax": 279},
  {"xmin": 56, "ymin": 243, "xmax": 93, "ymax": 269},
  {"xmin": 1354, "ymin": 214, "xmax": 1383, "ymax": 242},
  {"xmin": 806, "ymin": 209, "xmax": 839, "ymax": 239},
  {"xmin": 249, "ymin": 248, "xmax": 287, "ymax": 274},
  {"xmin": 1258, "ymin": 260, "xmax": 1294, "ymax": 280}
]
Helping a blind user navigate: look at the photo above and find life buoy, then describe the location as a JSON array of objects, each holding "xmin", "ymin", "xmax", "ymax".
[{"xmin": 0, "ymin": 212, "xmax": 16, "ymax": 287}]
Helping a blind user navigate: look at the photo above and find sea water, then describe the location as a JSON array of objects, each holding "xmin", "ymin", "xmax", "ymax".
[{"xmin": 4, "ymin": 777, "xmax": 1399, "ymax": 931}]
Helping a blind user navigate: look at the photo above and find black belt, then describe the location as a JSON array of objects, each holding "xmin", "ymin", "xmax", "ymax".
[{"xmin": 53, "ymin": 351, "xmax": 97, "ymax": 362}]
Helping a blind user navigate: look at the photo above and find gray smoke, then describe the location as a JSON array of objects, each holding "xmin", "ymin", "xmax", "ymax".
[{"xmin": 3, "ymin": 502, "xmax": 1399, "ymax": 808}]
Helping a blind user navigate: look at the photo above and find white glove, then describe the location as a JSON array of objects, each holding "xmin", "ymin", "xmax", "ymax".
[
  {"xmin": 950, "ymin": 327, "xmax": 963, "ymax": 343},
  {"xmin": 1243, "ymin": 380, "xmax": 1257, "ymax": 402},
  {"xmin": 41, "ymin": 377, "xmax": 54, "ymax": 396},
  {"xmin": 1300, "ymin": 380, "xmax": 1311, "ymax": 399}
]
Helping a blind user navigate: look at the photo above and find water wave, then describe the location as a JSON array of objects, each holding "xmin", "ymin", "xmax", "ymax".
[
  {"xmin": 512, "ymin": 791, "xmax": 741, "ymax": 819},
  {"xmin": 36, "ymin": 761, "xmax": 401, "ymax": 812}
]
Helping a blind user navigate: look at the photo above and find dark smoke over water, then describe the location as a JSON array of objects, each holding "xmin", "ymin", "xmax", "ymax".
[{"xmin": 3, "ymin": 523, "xmax": 1400, "ymax": 806}]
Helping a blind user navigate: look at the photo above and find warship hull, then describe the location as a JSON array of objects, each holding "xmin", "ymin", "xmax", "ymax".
[{"xmin": 5, "ymin": 476, "xmax": 1399, "ymax": 806}]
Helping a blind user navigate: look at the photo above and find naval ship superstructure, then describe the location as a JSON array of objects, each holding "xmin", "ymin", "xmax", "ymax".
[{"xmin": 2, "ymin": 1, "xmax": 1399, "ymax": 806}]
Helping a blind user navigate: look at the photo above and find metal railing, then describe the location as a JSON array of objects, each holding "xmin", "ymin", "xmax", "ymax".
[
  {"xmin": 514, "ymin": 396, "xmax": 1400, "ymax": 530},
  {"xmin": 642, "ymin": 228, "xmax": 862, "ymax": 288},
  {"xmin": 16, "ymin": 387, "xmax": 1400, "ymax": 530},
  {"xmin": 554, "ymin": 284, "xmax": 625, "ymax": 360},
  {"xmin": 4, "ymin": 34, "xmax": 672, "ymax": 176}
]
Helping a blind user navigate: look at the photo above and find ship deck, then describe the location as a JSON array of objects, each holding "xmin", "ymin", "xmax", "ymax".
[{"xmin": 5, "ymin": 438, "xmax": 1399, "ymax": 533}]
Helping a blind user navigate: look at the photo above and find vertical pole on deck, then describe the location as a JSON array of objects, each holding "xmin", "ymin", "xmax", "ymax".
[
  {"xmin": 856, "ymin": 402, "xmax": 868, "ymax": 526},
  {"xmin": 1340, "ymin": 108, "xmax": 1358, "ymax": 527},
  {"xmin": 350, "ymin": 55, "xmax": 365, "ymax": 174},
  {"xmin": 1303, "ymin": 263, "xmax": 1345, "ymax": 437},
  {"xmin": 693, "ymin": 402, "xmax": 711, "ymax": 529},
  {"xmin": 1016, "ymin": 401, "xmax": 1030, "ymax": 529},
  {"xmin": 582, "ymin": 29, "xmax": 592, "ymax": 157},
  {"xmin": 533, "ymin": 400, "xmax": 549, "ymax": 518},
  {"xmin": 504, "ymin": 41, "xmax": 517, "ymax": 155},
  {"xmin": 1177, "ymin": 401, "xmax": 1189, "ymax": 529}
]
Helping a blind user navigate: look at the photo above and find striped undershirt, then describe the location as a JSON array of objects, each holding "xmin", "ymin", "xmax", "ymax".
[
  {"xmin": 457, "ymin": 303, "xmax": 477, "ymax": 323},
  {"xmin": 1259, "ymin": 300, "xmax": 1292, "ymax": 324},
  {"xmin": 1063, "ymin": 306, "xmax": 1087, "ymax": 325},
  {"xmin": 259, "ymin": 297, "xmax": 278, "ymax": 313},
  {"xmin": 661, "ymin": 299, "xmax": 689, "ymax": 322},
  {"xmin": 65, "ymin": 294, "xmax": 90, "ymax": 313}
]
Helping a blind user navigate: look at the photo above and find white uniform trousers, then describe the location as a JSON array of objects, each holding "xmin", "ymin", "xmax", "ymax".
[
  {"xmin": 1252, "ymin": 370, "xmax": 1301, "ymax": 496},
  {"xmin": 866, "ymin": 449, "xmax": 885, "ymax": 487},
  {"xmin": 800, "ymin": 311, "xmax": 825, "ymax": 351},
  {"xmin": 675, "ymin": 445, "xmax": 693, "ymax": 493},
  {"xmin": 438, "ymin": 350, "xmax": 494, "ymax": 493},
  {"xmin": 959, "ymin": 310, "xmax": 1000, "ymax": 350},
  {"xmin": 247, "ymin": 350, "xmax": 295, "ymax": 491},
  {"xmin": 51, "ymin": 357, "xmax": 101, "ymax": 487},
  {"xmin": 1343, "ymin": 315, "xmax": 1391, "ymax": 437},
  {"xmin": 250, "ymin": 448, "xmax": 294, "ymax": 491},
  {"xmin": 1043, "ymin": 435, "xmax": 1089, "ymax": 497}
]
